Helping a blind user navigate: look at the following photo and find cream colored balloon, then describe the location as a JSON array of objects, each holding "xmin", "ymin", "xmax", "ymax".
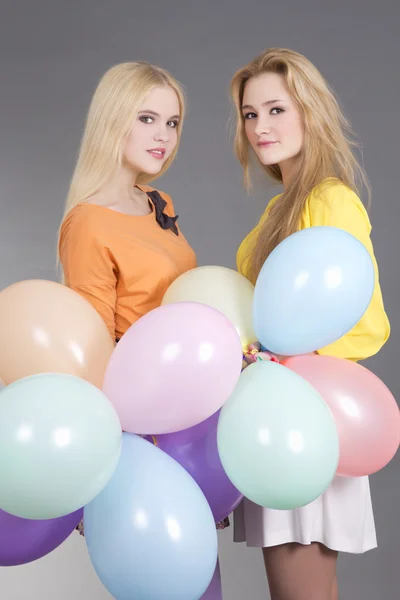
[
  {"xmin": 0, "ymin": 280, "xmax": 114, "ymax": 388},
  {"xmin": 162, "ymin": 266, "xmax": 257, "ymax": 350}
]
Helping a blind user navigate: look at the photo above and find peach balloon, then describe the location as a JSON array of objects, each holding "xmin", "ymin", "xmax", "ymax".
[
  {"xmin": 0, "ymin": 280, "xmax": 114, "ymax": 388},
  {"xmin": 283, "ymin": 355, "xmax": 400, "ymax": 476}
]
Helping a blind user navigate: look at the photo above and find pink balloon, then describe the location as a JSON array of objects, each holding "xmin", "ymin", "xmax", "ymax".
[
  {"xmin": 103, "ymin": 302, "xmax": 243, "ymax": 434},
  {"xmin": 283, "ymin": 355, "xmax": 400, "ymax": 476}
]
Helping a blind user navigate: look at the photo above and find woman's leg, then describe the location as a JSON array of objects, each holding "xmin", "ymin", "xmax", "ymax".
[
  {"xmin": 332, "ymin": 575, "xmax": 338, "ymax": 600},
  {"xmin": 262, "ymin": 542, "xmax": 338, "ymax": 600}
]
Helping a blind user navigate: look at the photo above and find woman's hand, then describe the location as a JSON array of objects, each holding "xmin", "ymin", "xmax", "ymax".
[{"xmin": 242, "ymin": 342, "xmax": 281, "ymax": 369}]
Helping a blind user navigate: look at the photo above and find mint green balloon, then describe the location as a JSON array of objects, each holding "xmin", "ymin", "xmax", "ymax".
[
  {"xmin": 217, "ymin": 362, "xmax": 339, "ymax": 509},
  {"xmin": 0, "ymin": 373, "xmax": 122, "ymax": 520}
]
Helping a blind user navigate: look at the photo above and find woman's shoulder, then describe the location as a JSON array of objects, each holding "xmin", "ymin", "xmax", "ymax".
[
  {"xmin": 60, "ymin": 203, "xmax": 109, "ymax": 245},
  {"xmin": 267, "ymin": 192, "xmax": 282, "ymax": 210},
  {"xmin": 258, "ymin": 192, "xmax": 283, "ymax": 224},
  {"xmin": 306, "ymin": 178, "xmax": 371, "ymax": 228}
]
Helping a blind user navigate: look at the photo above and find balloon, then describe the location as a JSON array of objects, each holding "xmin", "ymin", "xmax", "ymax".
[
  {"xmin": 283, "ymin": 355, "xmax": 400, "ymax": 476},
  {"xmin": 217, "ymin": 361, "xmax": 339, "ymax": 509},
  {"xmin": 201, "ymin": 559, "xmax": 222, "ymax": 600},
  {"xmin": 253, "ymin": 226, "xmax": 375, "ymax": 355},
  {"xmin": 84, "ymin": 433, "xmax": 218, "ymax": 600},
  {"xmin": 153, "ymin": 411, "xmax": 243, "ymax": 523},
  {"xmin": 0, "ymin": 508, "xmax": 82, "ymax": 566},
  {"xmin": 0, "ymin": 279, "xmax": 114, "ymax": 387},
  {"xmin": 0, "ymin": 373, "xmax": 122, "ymax": 519},
  {"xmin": 162, "ymin": 266, "xmax": 256, "ymax": 350},
  {"xmin": 103, "ymin": 302, "xmax": 243, "ymax": 434}
]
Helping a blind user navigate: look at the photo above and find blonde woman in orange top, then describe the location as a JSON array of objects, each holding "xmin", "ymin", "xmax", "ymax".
[
  {"xmin": 58, "ymin": 62, "xmax": 196, "ymax": 341},
  {"xmin": 58, "ymin": 62, "xmax": 203, "ymax": 535}
]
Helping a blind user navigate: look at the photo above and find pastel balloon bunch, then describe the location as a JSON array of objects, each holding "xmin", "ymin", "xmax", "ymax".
[
  {"xmin": 217, "ymin": 226, "xmax": 399, "ymax": 511},
  {"xmin": 83, "ymin": 227, "xmax": 397, "ymax": 598},
  {"xmin": 0, "ymin": 225, "xmax": 398, "ymax": 600},
  {"xmin": 0, "ymin": 275, "xmax": 245, "ymax": 599},
  {"xmin": 91, "ymin": 293, "xmax": 245, "ymax": 599}
]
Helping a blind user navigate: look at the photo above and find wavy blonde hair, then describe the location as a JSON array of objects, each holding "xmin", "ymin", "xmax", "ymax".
[
  {"xmin": 57, "ymin": 61, "xmax": 185, "ymax": 263},
  {"xmin": 231, "ymin": 47, "xmax": 370, "ymax": 283}
]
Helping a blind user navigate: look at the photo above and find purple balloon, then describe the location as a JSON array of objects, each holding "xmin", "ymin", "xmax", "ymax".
[
  {"xmin": 201, "ymin": 558, "xmax": 222, "ymax": 599},
  {"xmin": 152, "ymin": 411, "xmax": 243, "ymax": 523},
  {"xmin": 0, "ymin": 507, "xmax": 82, "ymax": 566}
]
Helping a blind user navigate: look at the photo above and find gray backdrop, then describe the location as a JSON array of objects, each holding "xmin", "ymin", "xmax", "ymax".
[{"xmin": 0, "ymin": 1, "xmax": 398, "ymax": 598}]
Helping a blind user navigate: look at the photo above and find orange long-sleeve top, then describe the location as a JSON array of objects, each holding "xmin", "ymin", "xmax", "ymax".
[{"xmin": 59, "ymin": 184, "xmax": 197, "ymax": 340}]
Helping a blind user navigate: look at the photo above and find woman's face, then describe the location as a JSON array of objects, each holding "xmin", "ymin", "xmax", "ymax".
[
  {"xmin": 242, "ymin": 72, "xmax": 304, "ymax": 177},
  {"xmin": 124, "ymin": 85, "xmax": 180, "ymax": 176}
]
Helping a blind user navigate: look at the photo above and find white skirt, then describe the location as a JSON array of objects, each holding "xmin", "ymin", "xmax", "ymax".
[{"xmin": 233, "ymin": 475, "xmax": 377, "ymax": 554}]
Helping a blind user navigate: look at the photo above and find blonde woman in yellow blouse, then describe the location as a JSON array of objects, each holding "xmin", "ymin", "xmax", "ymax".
[{"xmin": 231, "ymin": 48, "xmax": 390, "ymax": 600}]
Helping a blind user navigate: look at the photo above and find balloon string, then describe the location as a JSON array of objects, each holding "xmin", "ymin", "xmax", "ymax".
[{"xmin": 151, "ymin": 435, "xmax": 158, "ymax": 446}]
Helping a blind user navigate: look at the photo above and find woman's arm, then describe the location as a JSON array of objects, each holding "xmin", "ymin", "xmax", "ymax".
[{"xmin": 59, "ymin": 208, "xmax": 117, "ymax": 340}]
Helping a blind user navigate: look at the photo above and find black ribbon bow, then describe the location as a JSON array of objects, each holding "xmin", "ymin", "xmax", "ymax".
[{"xmin": 147, "ymin": 190, "xmax": 179, "ymax": 236}]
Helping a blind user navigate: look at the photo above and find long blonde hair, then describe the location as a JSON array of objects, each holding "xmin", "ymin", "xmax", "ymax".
[
  {"xmin": 57, "ymin": 61, "xmax": 185, "ymax": 261},
  {"xmin": 231, "ymin": 48, "xmax": 370, "ymax": 283}
]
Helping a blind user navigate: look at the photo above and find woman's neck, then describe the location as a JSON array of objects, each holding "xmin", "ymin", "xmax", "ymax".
[
  {"xmin": 279, "ymin": 156, "xmax": 301, "ymax": 190},
  {"xmin": 101, "ymin": 163, "xmax": 139, "ymax": 202},
  {"xmin": 88, "ymin": 165, "xmax": 152, "ymax": 215}
]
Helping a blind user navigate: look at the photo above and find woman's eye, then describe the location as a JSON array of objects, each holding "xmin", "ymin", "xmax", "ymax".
[
  {"xmin": 139, "ymin": 116, "xmax": 154, "ymax": 124},
  {"xmin": 271, "ymin": 108, "xmax": 284, "ymax": 115},
  {"xmin": 244, "ymin": 112, "xmax": 257, "ymax": 120},
  {"xmin": 168, "ymin": 120, "xmax": 179, "ymax": 128}
]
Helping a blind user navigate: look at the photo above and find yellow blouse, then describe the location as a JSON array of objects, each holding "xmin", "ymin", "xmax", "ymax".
[{"xmin": 237, "ymin": 179, "xmax": 390, "ymax": 361}]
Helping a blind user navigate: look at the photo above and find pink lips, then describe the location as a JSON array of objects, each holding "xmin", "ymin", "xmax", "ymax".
[
  {"xmin": 257, "ymin": 141, "xmax": 278, "ymax": 147},
  {"xmin": 147, "ymin": 148, "xmax": 166, "ymax": 159}
]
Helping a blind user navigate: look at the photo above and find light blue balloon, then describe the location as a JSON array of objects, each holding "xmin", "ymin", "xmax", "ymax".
[
  {"xmin": 84, "ymin": 433, "xmax": 218, "ymax": 600},
  {"xmin": 253, "ymin": 226, "xmax": 375, "ymax": 355}
]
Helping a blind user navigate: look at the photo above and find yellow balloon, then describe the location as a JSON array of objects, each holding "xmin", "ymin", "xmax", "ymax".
[{"xmin": 162, "ymin": 266, "xmax": 257, "ymax": 350}]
